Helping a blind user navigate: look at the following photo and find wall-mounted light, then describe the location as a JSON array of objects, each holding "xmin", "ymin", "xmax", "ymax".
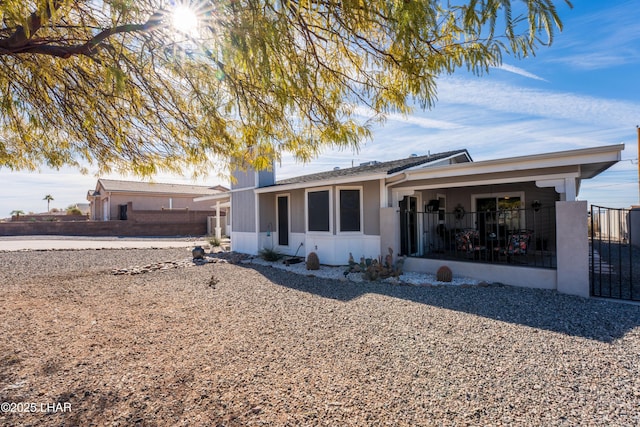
[{"xmin": 531, "ymin": 200, "xmax": 542, "ymax": 212}]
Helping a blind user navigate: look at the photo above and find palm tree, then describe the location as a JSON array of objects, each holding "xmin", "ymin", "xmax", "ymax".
[
  {"xmin": 10, "ymin": 210, "xmax": 24, "ymax": 219},
  {"xmin": 43, "ymin": 194, "xmax": 54, "ymax": 212}
]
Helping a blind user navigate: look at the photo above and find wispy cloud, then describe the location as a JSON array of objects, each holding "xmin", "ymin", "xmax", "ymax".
[
  {"xmin": 551, "ymin": 1, "xmax": 640, "ymax": 70},
  {"xmin": 353, "ymin": 106, "xmax": 462, "ymax": 130},
  {"xmin": 493, "ymin": 64, "xmax": 548, "ymax": 81},
  {"xmin": 436, "ymin": 77, "xmax": 639, "ymax": 127}
]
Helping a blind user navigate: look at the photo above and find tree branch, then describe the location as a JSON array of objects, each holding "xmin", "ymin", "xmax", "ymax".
[{"xmin": 0, "ymin": 13, "xmax": 163, "ymax": 58}]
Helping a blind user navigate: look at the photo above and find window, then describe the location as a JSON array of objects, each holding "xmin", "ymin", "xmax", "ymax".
[
  {"xmin": 307, "ymin": 190, "xmax": 330, "ymax": 232},
  {"xmin": 339, "ymin": 188, "xmax": 361, "ymax": 232},
  {"xmin": 473, "ymin": 193, "xmax": 525, "ymax": 231}
]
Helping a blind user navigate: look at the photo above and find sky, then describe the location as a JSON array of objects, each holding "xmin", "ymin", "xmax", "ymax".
[{"xmin": 1, "ymin": 0, "xmax": 639, "ymax": 216}]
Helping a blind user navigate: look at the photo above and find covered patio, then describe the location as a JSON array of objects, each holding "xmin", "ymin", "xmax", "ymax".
[{"xmin": 379, "ymin": 144, "xmax": 624, "ymax": 296}]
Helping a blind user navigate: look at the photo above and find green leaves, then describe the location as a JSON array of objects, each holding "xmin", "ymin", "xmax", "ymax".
[{"xmin": 0, "ymin": 0, "xmax": 571, "ymax": 177}]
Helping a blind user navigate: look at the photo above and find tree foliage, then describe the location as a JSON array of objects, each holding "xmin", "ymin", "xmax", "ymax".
[
  {"xmin": 43, "ymin": 193, "xmax": 54, "ymax": 211},
  {"xmin": 0, "ymin": 0, "xmax": 572, "ymax": 177}
]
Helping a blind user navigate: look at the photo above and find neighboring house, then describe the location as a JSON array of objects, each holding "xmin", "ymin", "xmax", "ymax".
[
  {"xmin": 231, "ymin": 144, "xmax": 624, "ymax": 297},
  {"xmin": 87, "ymin": 179, "xmax": 229, "ymax": 235}
]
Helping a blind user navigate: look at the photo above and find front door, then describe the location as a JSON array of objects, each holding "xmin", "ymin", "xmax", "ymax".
[
  {"xmin": 400, "ymin": 196, "xmax": 418, "ymax": 256},
  {"xmin": 277, "ymin": 195, "xmax": 289, "ymax": 247}
]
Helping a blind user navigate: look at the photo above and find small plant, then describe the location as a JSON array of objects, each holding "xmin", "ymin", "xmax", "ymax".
[
  {"xmin": 208, "ymin": 235, "xmax": 221, "ymax": 247},
  {"xmin": 345, "ymin": 248, "xmax": 405, "ymax": 281},
  {"xmin": 306, "ymin": 252, "xmax": 320, "ymax": 270},
  {"xmin": 259, "ymin": 247, "xmax": 282, "ymax": 262}
]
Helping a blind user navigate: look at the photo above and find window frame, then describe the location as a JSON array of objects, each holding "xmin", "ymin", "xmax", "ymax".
[
  {"xmin": 336, "ymin": 186, "xmax": 363, "ymax": 234},
  {"xmin": 305, "ymin": 186, "xmax": 333, "ymax": 234}
]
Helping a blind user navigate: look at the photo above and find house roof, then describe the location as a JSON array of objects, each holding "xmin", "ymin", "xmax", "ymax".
[
  {"xmin": 91, "ymin": 179, "xmax": 229, "ymax": 196},
  {"xmin": 274, "ymin": 149, "xmax": 472, "ymax": 186}
]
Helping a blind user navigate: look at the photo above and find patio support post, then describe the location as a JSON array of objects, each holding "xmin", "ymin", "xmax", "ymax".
[
  {"xmin": 215, "ymin": 200, "xmax": 222, "ymax": 239},
  {"xmin": 555, "ymin": 201, "xmax": 589, "ymax": 298}
]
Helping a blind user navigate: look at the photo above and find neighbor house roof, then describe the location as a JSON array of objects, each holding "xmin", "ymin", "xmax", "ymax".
[
  {"xmin": 90, "ymin": 179, "xmax": 229, "ymax": 197},
  {"xmin": 274, "ymin": 149, "xmax": 472, "ymax": 186}
]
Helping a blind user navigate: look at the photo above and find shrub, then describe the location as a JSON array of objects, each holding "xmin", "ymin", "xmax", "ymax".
[
  {"xmin": 259, "ymin": 247, "xmax": 282, "ymax": 262},
  {"xmin": 208, "ymin": 235, "xmax": 221, "ymax": 247}
]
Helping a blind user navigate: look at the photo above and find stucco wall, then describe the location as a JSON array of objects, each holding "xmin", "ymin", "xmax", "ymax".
[
  {"xmin": 555, "ymin": 201, "xmax": 589, "ymax": 298},
  {"xmin": 0, "ymin": 220, "xmax": 207, "ymax": 237}
]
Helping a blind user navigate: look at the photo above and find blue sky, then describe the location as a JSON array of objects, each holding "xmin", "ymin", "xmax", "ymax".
[{"xmin": 1, "ymin": 0, "xmax": 639, "ymax": 216}]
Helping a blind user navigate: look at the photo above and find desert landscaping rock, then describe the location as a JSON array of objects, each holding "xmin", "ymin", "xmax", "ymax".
[{"xmin": 1, "ymin": 247, "xmax": 640, "ymax": 426}]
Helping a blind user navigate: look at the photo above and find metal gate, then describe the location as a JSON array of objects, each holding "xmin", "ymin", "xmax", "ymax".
[{"xmin": 590, "ymin": 205, "xmax": 639, "ymax": 300}]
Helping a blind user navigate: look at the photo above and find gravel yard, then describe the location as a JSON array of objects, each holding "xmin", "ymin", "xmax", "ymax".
[{"xmin": 1, "ymin": 248, "xmax": 640, "ymax": 426}]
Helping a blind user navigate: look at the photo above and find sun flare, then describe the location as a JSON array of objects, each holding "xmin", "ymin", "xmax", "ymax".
[{"xmin": 171, "ymin": 5, "xmax": 199, "ymax": 35}]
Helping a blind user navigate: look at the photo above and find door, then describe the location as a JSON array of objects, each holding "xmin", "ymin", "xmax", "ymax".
[
  {"xmin": 476, "ymin": 197, "xmax": 497, "ymax": 245},
  {"xmin": 277, "ymin": 195, "xmax": 289, "ymax": 246},
  {"xmin": 118, "ymin": 204, "xmax": 127, "ymax": 220},
  {"xmin": 400, "ymin": 196, "xmax": 418, "ymax": 256}
]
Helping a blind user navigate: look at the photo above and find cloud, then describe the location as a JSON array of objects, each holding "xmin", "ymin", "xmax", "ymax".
[
  {"xmin": 493, "ymin": 64, "xmax": 548, "ymax": 82},
  {"xmin": 436, "ymin": 77, "xmax": 639, "ymax": 127},
  {"xmin": 353, "ymin": 105, "xmax": 462, "ymax": 130}
]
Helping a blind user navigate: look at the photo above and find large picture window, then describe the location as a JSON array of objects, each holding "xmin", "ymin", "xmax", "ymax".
[
  {"xmin": 339, "ymin": 189, "xmax": 361, "ymax": 232},
  {"xmin": 307, "ymin": 190, "xmax": 330, "ymax": 232},
  {"xmin": 473, "ymin": 193, "xmax": 525, "ymax": 232}
]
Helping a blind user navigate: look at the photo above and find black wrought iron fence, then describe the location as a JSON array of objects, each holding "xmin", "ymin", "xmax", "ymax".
[
  {"xmin": 590, "ymin": 205, "xmax": 639, "ymax": 301},
  {"xmin": 399, "ymin": 206, "xmax": 557, "ymax": 268}
]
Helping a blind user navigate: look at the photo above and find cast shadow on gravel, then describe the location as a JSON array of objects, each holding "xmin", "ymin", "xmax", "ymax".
[{"xmin": 241, "ymin": 263, "xmax": 640, "ymax": 343}]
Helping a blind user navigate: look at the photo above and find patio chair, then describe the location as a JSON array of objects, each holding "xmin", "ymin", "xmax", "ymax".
[
  {"xmin": 505, "ymin": 229, "xmax": 533, "ymax": 263},
  {"xmin": 455, "ymin": 229, "xmax": 486, "ymax": 260}
]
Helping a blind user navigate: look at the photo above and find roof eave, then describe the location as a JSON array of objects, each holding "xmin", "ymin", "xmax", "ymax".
[
  {"xmin": 403, "ymin": 144, "xmax": 624, "ymax": 181},
  {"xmin": 255, "ymin": 172, "xmax": 390, "ymax": 193}
]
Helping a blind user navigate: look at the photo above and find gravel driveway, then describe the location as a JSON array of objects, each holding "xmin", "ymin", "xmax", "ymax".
[{"xmin": 1, "ymin": 248, "xmax": 639, "ymax": 426}]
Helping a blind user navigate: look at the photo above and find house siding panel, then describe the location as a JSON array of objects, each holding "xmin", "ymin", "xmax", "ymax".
[
  {"xmin": 290, "ymin": 189, "xmax": 306, "ymax": 233},
  {"xmin": 231, "ymin": 189, "xmax": 256, "ymax": 232},
  {"xmin": 259, "ymin": 194, "xmax": 276, "ymax": 232},
  {"xmin": 363, "ymin": 180, "xmax": 380, "ymax": 235},
  {"xmin": 232, "ymin": 169, "xmax": 257, "ymax": 189}
]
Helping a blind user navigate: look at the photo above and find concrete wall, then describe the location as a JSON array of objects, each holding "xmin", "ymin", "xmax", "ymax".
[
  {"xmin": 0, "ymin": 220, "xmax": 207, "ymax": 237},
  {"xmin": 404, "ymin": 257, "xmax": 557, "ymax": 289},
  {"xmin": 11, "ymin": 214, "xmax": 88, "ymax": 222},
  {"xmin": 1, "ymin": 206, "xmax": 214, "ymax": 237},
  {"xmin": 555, "ymin": 201, "xmax": 589, "ymax": 298}
]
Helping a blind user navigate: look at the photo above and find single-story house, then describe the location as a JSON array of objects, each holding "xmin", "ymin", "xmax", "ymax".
[
  {"xmin": 230, "ymin": 144, "xmax": 624, "ymax": 297},
  {"xmin": 87, "ymin": 179, "xmax": 230, "ymax": 236}
]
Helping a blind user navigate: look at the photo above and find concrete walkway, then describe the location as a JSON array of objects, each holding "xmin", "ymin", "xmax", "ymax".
[{"xmin": 0, "ymin": 236, "xmax": 210, "ymax": 252}]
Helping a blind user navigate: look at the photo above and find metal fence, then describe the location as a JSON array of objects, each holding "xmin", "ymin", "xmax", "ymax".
[
  {"xmin": 590, "ymin": 205, "xmax": 639, "ymax": 300},
  {"xmin": 400, "ymin": 206, "xmax": 557, "ymax": 268}
]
